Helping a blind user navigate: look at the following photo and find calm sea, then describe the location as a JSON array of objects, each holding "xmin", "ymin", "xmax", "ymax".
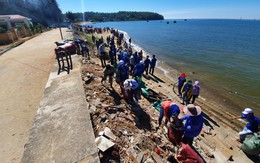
[{"xmin": 90, "ymin": 19, "xmax": 260, "ymax": 116}]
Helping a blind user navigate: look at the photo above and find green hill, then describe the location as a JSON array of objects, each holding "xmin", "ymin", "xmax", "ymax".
[{"xmin": 65, "ymin": 11, "xmax": 164, "ymax": 22}]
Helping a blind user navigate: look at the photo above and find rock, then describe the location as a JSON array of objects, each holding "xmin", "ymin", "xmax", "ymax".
[{"xmin": 228, "ymin": 155, "xmax": 234, "ymax": 161}]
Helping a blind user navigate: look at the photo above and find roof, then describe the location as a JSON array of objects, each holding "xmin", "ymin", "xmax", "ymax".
[{"xmin": 0, "ymin": 15, "xmax": 31, "ymax": 20}]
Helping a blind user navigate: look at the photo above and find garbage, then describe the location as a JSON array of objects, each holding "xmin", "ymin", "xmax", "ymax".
[
  {"xmin": 95, "ymin": 136, "xmax": 115, "ymax": 152},
  {"xmin": 104, "ymin": 127, "xmax": 117, "ymax": 141}
]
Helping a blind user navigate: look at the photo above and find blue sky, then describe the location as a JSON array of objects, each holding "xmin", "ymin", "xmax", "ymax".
[{"xmin": 56, "ymin": 0, "xmax": 260, "ymax": 19}]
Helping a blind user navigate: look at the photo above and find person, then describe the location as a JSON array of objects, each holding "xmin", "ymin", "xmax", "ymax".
[
  {"xmin": 180, "ymin": 104, "xmax": 203, "ymax": 146},
  {"xmin": 98, "ymin": 43, "xmax": 106, "ymax": 67},
  {"xmin": 133, "ymin": 61, "xmax": 145, "ymax": 77},
  {"xmin": 158, "ymin": 100, "xmax": 180, "ymax": 126},
  {"xmin": 129, "ymin": 37, "xmax": 132, "ymax": 45},
  {"xmin": 109, "ymin": 49, "xmax": 115, "ymax": 65},
  {"xmin": 129, "ymin": 55, "xmax": 135, "ymax": 74},
  {"xmin": 181, "ymin": 80, "xmax": 193, "ymax": 105},
  {"xmin": 92, "ymin": 34, "xmax": 95, "ymax": 43},
  {"xmin": 144, "ymin": 56, "xmax": 151, "ymax": 75},
  {"xmin": 149, "ymin": 55, "xmax": 157, "ymax": 75},
  {"xmin": 117, "ymin": 60, "xmax": 129, "ymax": 94},
  {"xmin": 174, "ymin": 73, "xmax": 186, "ymax": 97},
  {"xmin": 81, "ymin": 40, "xmax": 89, "ymax": 58},
  {"xmin": 231, "ymin": 108, "xmax": 260, "ymax": 142},
  {"xmin": 191, "ymin": 81, "xmax": 200, "ymax": 104},
  {"xmin": 101, "ymin": 64, "xmax": 115, "ymax": 88},
  {"xmin": 123, "ymin": 78, "xmax": 140, "ymax": 104}
]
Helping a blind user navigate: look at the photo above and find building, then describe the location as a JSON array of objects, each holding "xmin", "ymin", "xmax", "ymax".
[{"xmin": 0, "ymin": 14, "xmax": 33, "ymax": 30}]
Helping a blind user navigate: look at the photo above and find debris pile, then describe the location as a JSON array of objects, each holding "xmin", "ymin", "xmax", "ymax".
[{"xmin": 81, "ymin": 58, "xmax": 181, "ymax": 162}]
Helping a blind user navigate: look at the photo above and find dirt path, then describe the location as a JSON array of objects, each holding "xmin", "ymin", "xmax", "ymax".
[{"xmin": 0, "ymin": 29, "xmax": 72, "ymax": 163}]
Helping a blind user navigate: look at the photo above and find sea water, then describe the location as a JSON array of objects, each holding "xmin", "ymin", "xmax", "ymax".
[{"xmin": 90, "ymin": 19, "xmax": 260, "ymax": 116}]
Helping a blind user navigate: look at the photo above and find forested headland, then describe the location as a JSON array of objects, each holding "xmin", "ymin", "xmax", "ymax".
[{"xmin": 65, "ymin": 11, "xmax": 164, "ymax": 22}]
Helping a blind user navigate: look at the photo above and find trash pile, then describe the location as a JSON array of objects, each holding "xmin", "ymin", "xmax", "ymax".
[
  {"xmin": 81, "ymin": 59, "xmax": 182, "ymax": 162},
  {"xmin": 92, "ymin": 103, "xmax": 181, "ymax": 162}
]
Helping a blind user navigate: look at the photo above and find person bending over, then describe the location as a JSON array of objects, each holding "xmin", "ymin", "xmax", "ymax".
[
  {"xmin": 231, "ymin": 108, "xmax": 260, "ymax": 142},
  {"xmin": 158, "ymin": 100, "xmax": 180, "ymax": 126}
]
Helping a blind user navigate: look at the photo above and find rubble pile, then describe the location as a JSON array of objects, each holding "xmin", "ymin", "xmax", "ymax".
[{"xmin": 81, "ymin": 58, "xmax": 182, "ymax": 162}]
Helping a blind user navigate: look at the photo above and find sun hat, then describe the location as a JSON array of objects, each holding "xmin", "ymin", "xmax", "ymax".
[
  {"xmin": 242, "ymin": 108, "xmax": 253, "ymax": 114},
  {"xmin": 184, "ymin": 104, "xmax": 202, "ymax": 116}
]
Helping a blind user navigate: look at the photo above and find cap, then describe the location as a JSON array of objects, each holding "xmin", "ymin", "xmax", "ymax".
[
  {"xmin": 242, "ymin": 108, "xmax": 253, "ymax": 114},
  {"xmin": 180, "ymin": 73, "xmax": 186, "ymax": 77},
  {"xmin": 170, "ymin": 103, "xmax": 180, "ymax": 118},
  {"xmin": 194, "ymin": 81, "xmax": 200, "ymax": 86},
  {"xmin": 184, "ymin": 104, "xmax": 202, "ymax": 116},
  {"xmin": 123, "ymin": 79, "xmax": 132, "ymax": 90}
]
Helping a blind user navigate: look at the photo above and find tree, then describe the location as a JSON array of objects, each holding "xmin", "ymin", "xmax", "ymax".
[{"xmin": 65, "ymin": 11, "xmax": 76, "ymax": 22}]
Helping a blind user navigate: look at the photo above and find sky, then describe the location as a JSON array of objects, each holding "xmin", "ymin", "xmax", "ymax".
[{"xmin": 56, "ymin": 0, "xmax": 260, "ymax": 19}]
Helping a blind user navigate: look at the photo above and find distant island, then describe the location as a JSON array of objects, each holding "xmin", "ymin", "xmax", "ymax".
[{"xmin": 65, "ymin": 11, "xmax": 164, "ymax": 22}]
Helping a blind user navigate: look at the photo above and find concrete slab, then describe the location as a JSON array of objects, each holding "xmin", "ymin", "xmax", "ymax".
[{"xmin": 22, "ymin": 55, "xmax": 99, "ymax": 163}]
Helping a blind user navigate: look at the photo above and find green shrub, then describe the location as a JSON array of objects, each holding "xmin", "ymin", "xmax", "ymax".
[{"xmin": 0, "ymin": 27, "xmax": 7, "ymax": 33}]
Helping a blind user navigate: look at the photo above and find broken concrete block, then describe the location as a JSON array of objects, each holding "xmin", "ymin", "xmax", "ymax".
[
  {"xmin": 104, "ymin": 127, "xmax": 117, "ymax": 141},
  {"xmin": 95, "ymin": 136, "xmax": 115, "ymax": 152}
]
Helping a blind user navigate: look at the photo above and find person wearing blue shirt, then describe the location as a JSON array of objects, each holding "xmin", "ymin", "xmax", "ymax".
[
  {"xmin": 232, "ymin": 108, "xmax": 260, "ymax": 141},
  {"xmin": 173, "ymin": 73, "xmax": 187, "ymax": 98},
  {"xmin": 180, "ymin": 104, "xmax": 204, "ymax": 146},
  {"xmin": 144, "ymin": 56, "xmax": 151, "ymax": 75},
  {"xmin": 133, "ymin": 61, "xmax": 145, "ymax": 77},
  {"xmin": 149, "ymin": 55, "xmax": 157, "ymax": 75},
  {"xmin": 123, "ymin": 78, "xmax": 140, "ymax": 104},
  {"xmin": 158, "ymin": 101, "xmax": 180, "ymax": 126}
]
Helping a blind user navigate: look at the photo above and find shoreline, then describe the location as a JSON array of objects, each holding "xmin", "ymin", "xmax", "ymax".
[
  {"xmin": 78, "ymin": 28, "xmax": 255, "ymax": 162},
  {"xmin": 123, "ymin": 33, "xmax": 247, "ymax": 123},
  {"xmin": 80, "ymin": 23, "xmax": 249, "ymax": 130},
  {"xmin": 88, "ymin": 21, "xmax": 259, "ymax": 118}
]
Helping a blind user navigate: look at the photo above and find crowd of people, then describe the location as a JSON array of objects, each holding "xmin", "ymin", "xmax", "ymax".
[
  {"xmin": 81, "ymin": 26, "xmax": 259, "ymax": 160},
  {"xmin": 94, "ymin": 28, "xmax": 207, "ymax": 149}
]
